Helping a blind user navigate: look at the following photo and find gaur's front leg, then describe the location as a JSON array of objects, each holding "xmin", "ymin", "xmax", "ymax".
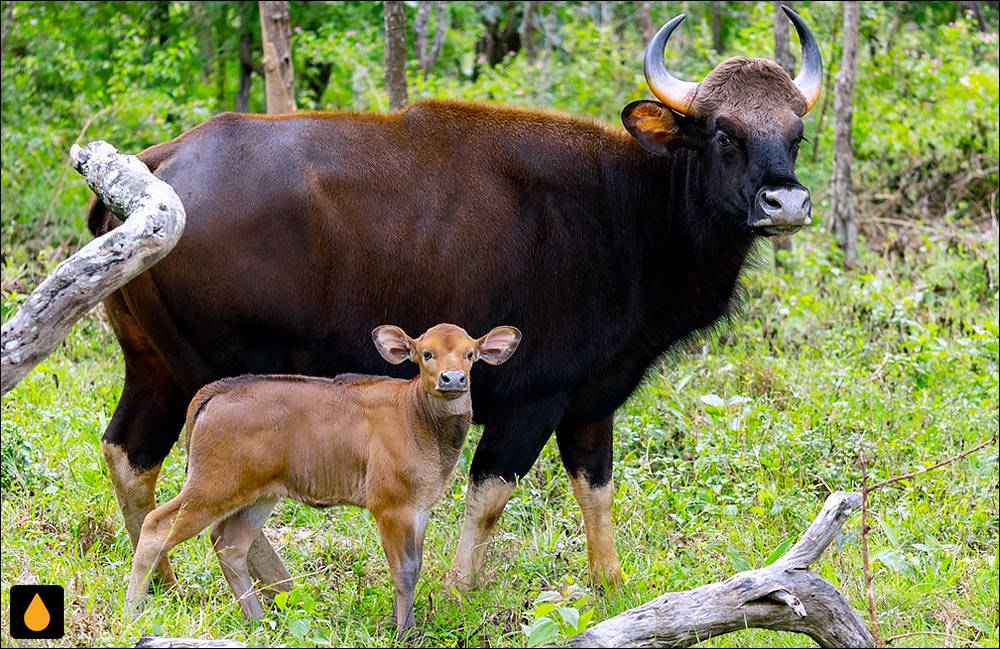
[
  {"xmin": 555, "ymin": 414, "xmax": 623, "ymax": 588},
  {"xmin": 447, "ymin": 396, "xmax": 567, "ymax": 591}
]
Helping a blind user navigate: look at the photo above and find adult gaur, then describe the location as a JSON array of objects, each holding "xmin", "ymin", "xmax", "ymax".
[{"xmin": 88, "ymin": 7, "xmax": 821, "ymax": 592}]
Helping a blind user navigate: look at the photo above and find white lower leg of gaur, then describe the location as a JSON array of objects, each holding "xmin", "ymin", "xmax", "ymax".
[
  {"xmin": 567, "ymin": 474, "xmax": 623, "ymax": 588},
  {"xmin": 446, "ymin": 477, "xmax": 515, "ymax": 591},
  {"xmin": 103, "ymin": 442, "xmax": 179, "ymax": 588}
]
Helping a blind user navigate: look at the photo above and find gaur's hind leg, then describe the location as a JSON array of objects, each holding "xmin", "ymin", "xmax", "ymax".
[
  {"xmin": 103, "ymin": 377, "xmax": 190, "ymax": 589},
  {"xmin": 555, "ymin": 414, "xmax": 623, "ymax": 588},
  {"xmin": 446, "ymin": 396, "xmax": 566, "ymax": 591}
]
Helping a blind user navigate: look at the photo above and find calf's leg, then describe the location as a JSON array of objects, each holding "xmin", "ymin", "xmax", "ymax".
[
  {"xmin": 374, "ymin": 507, "xmax": 430, "ymax": 640},
  {"xmin": 126, "ymin": 495, "xmax": 216, "ymax": 618},
  {"xmin": 247, "ymin": 531, "xmax": 294, "ymax": 605},
  {"xmin": 211, "ymin": 499, "xmax": 278, "ymax": 620}
]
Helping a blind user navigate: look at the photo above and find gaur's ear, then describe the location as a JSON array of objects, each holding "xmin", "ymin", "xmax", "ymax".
[
  {"xmin": 372, "ymin": 325, "xmax": 414, "ymax": 365},
  {"xmin": 621, "ymin": 100, "xmax": 702, "ymax": 155},
  {"xmin": 476, "ymin": 326, "xmax": 522, "ymax": 366}
]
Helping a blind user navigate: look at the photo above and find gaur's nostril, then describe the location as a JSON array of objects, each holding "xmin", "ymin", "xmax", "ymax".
[{"xmin": 763, "ymin": 193, "xmax": 782, "ymax": 209}]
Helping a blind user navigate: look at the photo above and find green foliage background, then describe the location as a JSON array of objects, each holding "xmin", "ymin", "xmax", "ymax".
[{"xmin": 1, "ymin": 1, "xmax": 998, "ymax": 647}]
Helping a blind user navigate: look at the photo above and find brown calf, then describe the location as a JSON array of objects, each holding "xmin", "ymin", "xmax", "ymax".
[{"xmin": 125, "ymin": 323, "xmax": 521, "ymax": 640}]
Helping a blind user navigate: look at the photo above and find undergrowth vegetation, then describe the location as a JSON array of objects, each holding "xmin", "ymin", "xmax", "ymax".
[
  {"xmin": 1, "ymin": 1, "xmax": 998, "ymax": 647},
  {"xmin": 2, "ymin": 227, "xmax": 996, "ymax": 647}
]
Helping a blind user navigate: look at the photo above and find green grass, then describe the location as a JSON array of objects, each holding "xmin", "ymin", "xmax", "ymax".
[{"xmin": 2, "ymin": 226, "xmax": 997, "ymax": 648}]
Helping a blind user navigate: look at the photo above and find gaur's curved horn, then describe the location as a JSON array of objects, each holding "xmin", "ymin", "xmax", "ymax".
[
  {"xmin": 643, "ymin": 14, "xmax": 698, "ymax": 116},
  {"xmin": 782, "ymin": 5, "xmax": 823, "ymax": 114}
]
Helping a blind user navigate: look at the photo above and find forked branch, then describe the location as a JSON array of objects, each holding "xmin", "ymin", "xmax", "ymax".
[
  {"xmin": 565, "ymin": 491, "xmax": 873, "ymax": 648},
  {"xmin": 1, "ymin": 141, "xmax": 185, "ymax": 396}
]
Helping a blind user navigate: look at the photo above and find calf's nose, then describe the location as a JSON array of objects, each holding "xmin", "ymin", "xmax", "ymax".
[{"xmin": 437, "ymin": 370, "xmax": 468, "ymax": 392}]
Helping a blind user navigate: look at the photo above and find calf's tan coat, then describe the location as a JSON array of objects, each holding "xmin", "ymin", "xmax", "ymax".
[{"xmin": 125, "ymin": 323, "xmax": 520, "ymax": 640}]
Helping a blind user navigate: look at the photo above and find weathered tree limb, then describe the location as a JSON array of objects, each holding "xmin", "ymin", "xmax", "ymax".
[
  {"xmin": 565, "ymin": 492, "xmax": 873, "ymax": 648},
  {"xmin": 134, "ymin": 636, "xmax": 245, "ymax": 648},
  {"xmin": 1, "ymin": 141, "xmax": 186, "ymax": 396}
]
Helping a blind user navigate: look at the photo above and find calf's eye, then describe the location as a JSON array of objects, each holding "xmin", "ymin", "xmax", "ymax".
[
  {"xmin": 423, "ymin": 351, "xmax": 432, "ymax": 360},
  {"xmin": 467, "ymin": 352, "xmax": 474, "ymax": 360}
]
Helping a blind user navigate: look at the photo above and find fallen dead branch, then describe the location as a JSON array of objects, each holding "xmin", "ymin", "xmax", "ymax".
[
  {"xmin": 1, "ymin": 141, "xmax": 186, "ymax": 396},
  {"xmin": 564, "ymin": 491, "xmax": 873, "ymax": 648}
]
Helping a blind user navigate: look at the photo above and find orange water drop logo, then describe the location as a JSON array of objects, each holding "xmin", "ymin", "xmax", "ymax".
[{"xmin": 24, "ymin": 592, "xmax": 51, "ymax": 632}]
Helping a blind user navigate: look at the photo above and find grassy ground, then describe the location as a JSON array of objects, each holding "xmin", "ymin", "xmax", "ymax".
[{"xmin": 1, "ymin": 225, "xmax": 997, "ymax": 648}]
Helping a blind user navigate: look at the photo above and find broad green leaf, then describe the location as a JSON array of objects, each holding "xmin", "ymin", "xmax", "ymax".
[
  {"xmin": 726, "ymin": 548, "xmax": 751, "ymax": 572},
  {"xmin": 533, "ymin": 590, "xmax": 562, "ymax": 605},
  {"xmin": 289, "ymin": 618, "xmax": 311, "ymax": 639},
  {"xmin": 763, "ymin": 539, "xmax": 794, "ymax": 566},
  {"xmin": 558, "ymin": 605, "xmax": 580, "ymax": 630},
  {"xmin": 525, "ymin": 617, "xmax": 560, "ymax": 647},
  {"xmin": 273, "ymin": 591, "xmax": 289, "ymax": 611}
]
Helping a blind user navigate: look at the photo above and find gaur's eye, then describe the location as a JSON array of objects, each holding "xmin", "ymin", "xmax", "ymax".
[
  {"xmin": 423, "ymin": 351, "xmax": 432, "ymax": 360},
  {"xmin": 717, "ymin": 133, "xmax": 732, "ymax": 148}
]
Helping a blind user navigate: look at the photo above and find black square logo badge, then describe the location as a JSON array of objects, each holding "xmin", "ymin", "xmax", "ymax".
[{"xmin": 9, "ymin": 585, "xmax": 64, "ymax": 639}]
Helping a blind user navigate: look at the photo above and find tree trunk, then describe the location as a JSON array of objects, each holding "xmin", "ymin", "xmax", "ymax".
[
  {"xmin": 383, "ymin": 0, "xmax": 409, "ymax": 111},
  {"xmin": 884, "ymin": 1, "xmax": 906, "ymax": 53},
  {"xmin": 235, "ymin": 3, "xmax": 259, "ymax": 112},
  {"xmin": 190, "ymin": 1, "xmax": 216, "ymax": 87},
  {"xmin": 1, "ymin": 0, "xmax": 15, "ymax": 75},
  {"xmin": 520, "ymin": 1, "xmax": 537, "ymax": 62},
  {"xmin": 564, "ymin": 492, "xmax": 874, "ymax": 648},
  {"xmin": 770, "ymin": 1, "xmax": 795, "ymax": 263},
  {"xmin": 957, "ymin": 0, "xmax": 986, "ymax": 31},
  {"xmin": 634, "ymin": 0, "xmax": 656, "ymax": 44},
  {"xmin": 773, "ymin": 1, "xmax": 794, "ymax": 75},
  {"xmin": 258, "ymin": 0, "xmax": 296, "ymax": 114},
  {"xmin": 430, "ymin": 2, "xmax": 446, "ymax": 72},
  {"xmin": 1, "ymin": 142, "xmax": 186, "ymax": 397},
  {"xmin": 829, "ymin": 1, "xmax": 861, "ymax": 268},
  {"xmin": 599, "ymin": 1, "xmax": 613, "ymax": 30},
  {"xmin": 414, "ymin": 1, "xmax": 446, "ymax": 79},
  {"xmin": 711, "ymin": 1, "xmax": 724, "ymax": 54},
  {"xmin": 414, "ymin": 1, "xmax": 431, "ymax": 73}
]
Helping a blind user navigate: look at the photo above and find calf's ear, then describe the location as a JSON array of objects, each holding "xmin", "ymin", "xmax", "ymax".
[
  {"xmin": 477, "ymin": 326, "xmax": 522, "ymax": 366},
  {"xmin": 372, "ymin": 325, "xmax": 414, "ymax": 364},
  {"xmin": 622, "ymin": 100, "xmax": 702, "ymax": 155}
]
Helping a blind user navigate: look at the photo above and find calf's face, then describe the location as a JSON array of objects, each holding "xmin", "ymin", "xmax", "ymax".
[{"xmin": 372, "ymin": 323, "xmax": 521, "ymax": 399}]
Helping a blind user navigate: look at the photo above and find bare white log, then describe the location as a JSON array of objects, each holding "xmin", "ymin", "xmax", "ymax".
[
  {"xmin": 134, "ymin": 637, "xmax": 245, "ymax": 648},
  {"xmin": 1, "ymin": 140, "xmax": 186, "ymax": 396},
  {"xmin": 566, "ymin": 491, "xmax": 873, "ymax": 648}
]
